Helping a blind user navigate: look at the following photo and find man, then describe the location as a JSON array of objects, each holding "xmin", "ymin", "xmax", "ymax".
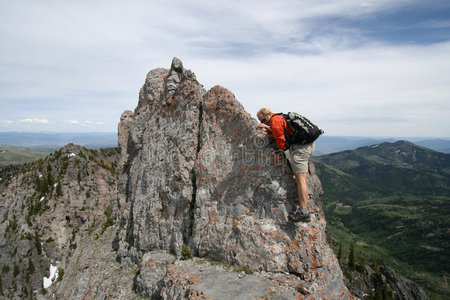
[{"xmin": 257, "ymin": 108, "xmax": 315, "ymax": 222}]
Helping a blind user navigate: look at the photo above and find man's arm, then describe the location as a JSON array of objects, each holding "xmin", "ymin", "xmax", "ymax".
[
  {"xmin": 257, "ymin": 123, "xmax": 271, "ymax": 131},
  {"xmin": 270, "ymin": 116, "xmax": 288, "ymax": 150}
]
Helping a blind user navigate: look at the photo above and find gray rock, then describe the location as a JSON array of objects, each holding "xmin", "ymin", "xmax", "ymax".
[
  {"xmin": 381, "ymin": 265, "xmax": 429, "ymax": 300},
  {"xmin": 135, "ymin": 251, "xmax": 176, "ymax": 297},
  {"xmin": 117, "ymin": 58, "xmax": 352, "ymax": 298},
  {"xmin": 171, "ymin": 57, "xmax": 183, "ymax": 73},
  {"xmin": 54, "ymin": 225, "xmax": 138, "ymax": 300},
  {"xmin": 158, "ymin": 256, "xmax": 312, "ymax": 299},
  {"xmin": 344, "ymin": 263, "xmax": 429, "ymax": 300}
]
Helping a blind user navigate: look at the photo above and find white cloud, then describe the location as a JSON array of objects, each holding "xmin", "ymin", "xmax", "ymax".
[
  {"xmin": 84, "ymin": 121, "xmax": 104, "ymax": 125},
  {"xmin": 1, "ymin": 120, "xmax": 13, "ymax": 124},
  {"xmin": 65, "ymin": 120, "xmax": 79, "ymax": 125},
  {"xmin": 19, "ymin": 118, "xmax": 49, "ymax": 124}
]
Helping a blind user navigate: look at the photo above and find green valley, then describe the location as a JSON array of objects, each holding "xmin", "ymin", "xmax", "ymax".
[
  {"xmin": 0, "ymin": 145, "xmax": 54, "ymax": 167},
  {"xmin": 314, "ymin": 140, "xmax": 450, "ymax": 299}
]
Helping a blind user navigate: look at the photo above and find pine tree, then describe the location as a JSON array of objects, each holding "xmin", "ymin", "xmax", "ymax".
[
  {"xmin": 39, "ymin": 177, "xmax": 48, "ymax": 196},
  {"xmin": 47, "ymin": 172, "xmax": 53, "ymax": 187},
  {"xmin": 28, "ymin": 257, "xmax": 35, "ymax": 274},
  {"xmin": 56, "ymin": 180, "xmax": 63, "ymax": 197},
  {"xmin": 348, "ymin": 244, "xmax": 355, "ymax": 271},
  {"xmin": 34, "ymin": 231, "xmax": 42, "ymax": 255},
  {"xmin": 337, "ymin": 242, "xmax": 343, "ymax": 261},
  {"xmin": 13, "ymin": 264, "xmax": 19, "ymax": 277}
]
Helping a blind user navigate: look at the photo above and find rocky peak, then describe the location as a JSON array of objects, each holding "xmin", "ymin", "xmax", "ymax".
[{"xmin": 116, "ymin": 58, "xmax": 352, "ymax": 298}]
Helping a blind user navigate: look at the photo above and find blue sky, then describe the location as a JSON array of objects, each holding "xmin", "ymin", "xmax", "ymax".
[{"xmin": 1, "ymin": 0, "xmax": 449, "ymax": 137}]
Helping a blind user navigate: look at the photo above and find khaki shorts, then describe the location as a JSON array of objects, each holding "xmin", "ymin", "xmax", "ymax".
[{"xmin": 287, "ymin": 142, "xmax": 315, "ymax": 174}]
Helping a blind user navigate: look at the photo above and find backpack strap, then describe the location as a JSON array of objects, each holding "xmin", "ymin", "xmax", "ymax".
[{"xmin": 281, "ymin": 114, "xmax": 292, "ymax": 150}]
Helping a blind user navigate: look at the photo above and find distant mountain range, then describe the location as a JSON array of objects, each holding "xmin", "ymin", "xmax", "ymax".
[
  {"xmin": 314, "ymin": 136, "xmax": 450, "ymax": 155},
  {"xmin": 0, "ymin": 132, "xmax": 117, "ymax": 148},
  {"xmin": 314, "ymin": 140, "xmax": 450, "ymax": 298}
]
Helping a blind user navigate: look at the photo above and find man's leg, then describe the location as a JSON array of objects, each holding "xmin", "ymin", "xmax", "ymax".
[
  {"xmin": 294, "ymin": 172, "xmax": 308, "ymax": 209},
  {"xmin": 288, "ymin": 143, "xmax": 314, "ymax": 222},
  {"xmin": 290, "ymin": 172, "xmax": 311, "ymax": 222}
]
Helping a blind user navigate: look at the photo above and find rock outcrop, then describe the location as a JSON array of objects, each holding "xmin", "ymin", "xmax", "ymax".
[
  {"xmin": 380, "ymin": 266, "xmax": 430, "ymax": 300},
  {"xmin": 343, "ymin": 263, "xmax": 430, "ymax": 300},
  {"xmin": 0, "ymin": 144, "xmax": 138, "ymax": 299},
  {"xmin": 116, "ymin": 57, "xmax": 352, "ymax": 298}
]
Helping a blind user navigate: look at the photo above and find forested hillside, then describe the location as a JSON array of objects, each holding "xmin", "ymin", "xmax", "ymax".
[{"xmin": 314, "ymin": 140, "xmax": 450, "ymax": 299}]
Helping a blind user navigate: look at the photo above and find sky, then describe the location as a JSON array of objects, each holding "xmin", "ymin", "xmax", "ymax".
[{"xmin": 1, "ymin": 0, "xmax": 449, "ymax": 137}]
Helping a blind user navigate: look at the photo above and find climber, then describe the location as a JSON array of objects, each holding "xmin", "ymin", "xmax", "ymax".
[{"xmin": 257, "ymin": 108, "xmax": 314, "ymax": 222}]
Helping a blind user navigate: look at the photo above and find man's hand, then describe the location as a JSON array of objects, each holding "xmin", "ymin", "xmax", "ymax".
[{"xmin": 257, "ymin": 123, "xmax": 270, "ymax": 131}]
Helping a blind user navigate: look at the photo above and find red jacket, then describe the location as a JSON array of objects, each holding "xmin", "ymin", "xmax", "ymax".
[{"xmin": 269, "ymin": 113, "xmax": 293, "ymax": 150}]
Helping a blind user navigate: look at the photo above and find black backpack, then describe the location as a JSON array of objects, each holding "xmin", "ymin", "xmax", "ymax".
[{"xmin": 281, "ymin": 112, "xmax": 324, "ymax": 145}]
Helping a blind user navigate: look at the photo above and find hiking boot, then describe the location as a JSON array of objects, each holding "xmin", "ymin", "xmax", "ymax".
[{"xmin": 289, "ymin": 207, "xmax": 311, "ymax": 223}]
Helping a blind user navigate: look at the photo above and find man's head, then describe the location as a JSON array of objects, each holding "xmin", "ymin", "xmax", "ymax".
[{"xmin": 257, "ymin": 108, "xmax": 273, "ymax": 125}]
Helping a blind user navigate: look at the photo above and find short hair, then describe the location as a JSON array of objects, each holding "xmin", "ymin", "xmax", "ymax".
[{"xmin": 257, "ymin": 108, "xmax": 272, "ymax": 116}]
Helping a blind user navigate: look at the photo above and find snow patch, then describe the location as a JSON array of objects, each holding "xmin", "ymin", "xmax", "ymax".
[
  {"xmin": 43, "ymin": 264, "xmax": 59, "ymax": 288},
  {"xmin": 68, "ymin": 153, "xmax": 76, "ymax": 158},
  {"xmin": 40, "ymin": 197, "xmax": 45, "ymax": 202}
]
